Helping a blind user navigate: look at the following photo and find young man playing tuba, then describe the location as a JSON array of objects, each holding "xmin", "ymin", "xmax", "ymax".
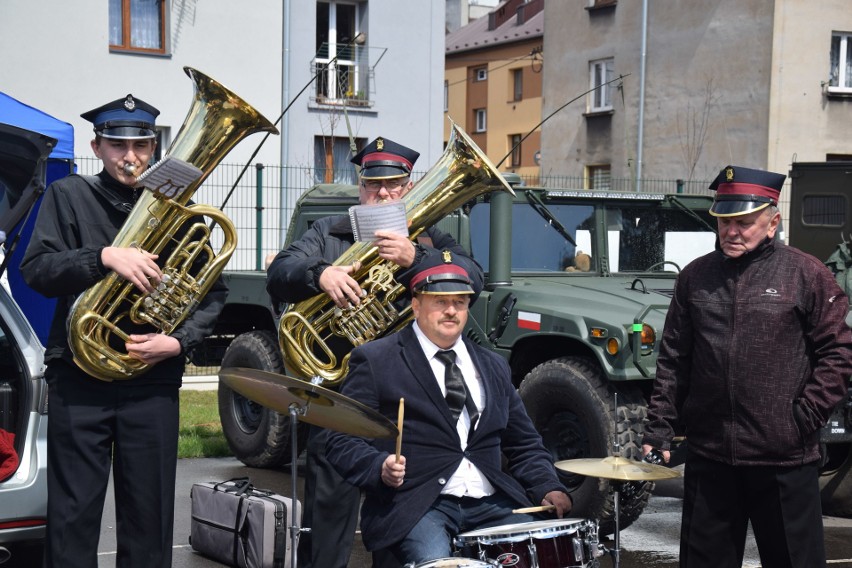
[{"xmin": 20, "ymin": 95, "xmax": 227, "ymax": 568}]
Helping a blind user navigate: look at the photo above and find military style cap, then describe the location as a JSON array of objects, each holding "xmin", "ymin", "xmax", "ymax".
[
  {"xmin": 80, "ymin": 94, "xmax": 160, "ymax": 140},
  {"xmin": 708, "ymin": 165, "xmax": 786, "ymax": 217},
  {"xmin": 351, "ymin": 137, "xmax": 419, "ymax": 180},
  {"xmin": 409, "ymin": 250, "xmax": 474, "ymax": 296}
]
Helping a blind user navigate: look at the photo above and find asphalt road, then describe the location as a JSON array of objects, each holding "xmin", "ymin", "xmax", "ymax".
[{"xmin": 94, "ymin": 457, "xmax": 852, "ymax": 568}]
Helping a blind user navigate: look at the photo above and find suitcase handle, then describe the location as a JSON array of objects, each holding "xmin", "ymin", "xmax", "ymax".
[{"xmin": 214, "ymin": 477, "xmax": 253, "ymax": 496}]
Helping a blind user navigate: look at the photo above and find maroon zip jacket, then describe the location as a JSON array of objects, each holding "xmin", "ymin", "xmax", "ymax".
[{"xmin": 644, "ymin": 238, "xmax": 852, "ymax": 466}]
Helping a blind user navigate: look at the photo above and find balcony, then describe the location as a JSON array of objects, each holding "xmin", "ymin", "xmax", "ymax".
[{"xmin": 311, "ymin": 44, "xmax": 386, "ymax": 109}]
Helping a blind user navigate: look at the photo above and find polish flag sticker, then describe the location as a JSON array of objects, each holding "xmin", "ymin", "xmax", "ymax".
[{"xmin": 517, "ymin": 311, "xmax": 541, "ymax": 331}]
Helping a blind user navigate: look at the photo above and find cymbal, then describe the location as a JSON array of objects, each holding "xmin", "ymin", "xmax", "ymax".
[
  {"xmin": 218, "ymin": 367, "xmax": 398, "ymax": 439},
  {"xmin": 554, "ymin": 455, "xmax": 681, "ymax": 481}
]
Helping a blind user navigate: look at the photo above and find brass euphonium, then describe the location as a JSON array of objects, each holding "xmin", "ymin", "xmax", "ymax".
[
  {"xmin": 278, "ymin": 122, "xmax": 514, "ymax": 386},
  {"xmin": 68, "ymin": 67, "xmax": 278, "ymax": 381}
]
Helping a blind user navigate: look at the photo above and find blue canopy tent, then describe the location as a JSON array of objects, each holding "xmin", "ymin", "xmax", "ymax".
[{"xmin": 0, "ymin": 92, "xmax": 75, "ymax": 344}]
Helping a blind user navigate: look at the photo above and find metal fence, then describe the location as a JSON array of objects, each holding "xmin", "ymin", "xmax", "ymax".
[{"xmin": 76, "ymin": 157, "xmax": 731, "ymax": 272}]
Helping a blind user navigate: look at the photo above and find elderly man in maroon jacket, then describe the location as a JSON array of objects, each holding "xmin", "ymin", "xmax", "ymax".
[{"xmin": 643, "ymin": 165, "xmax": 852, "ymax": 568}]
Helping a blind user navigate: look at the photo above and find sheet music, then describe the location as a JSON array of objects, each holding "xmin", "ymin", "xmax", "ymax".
[
  {"xmin": 136, "ymin": 156, "xmax": 203, "ymax": 199},
  {"xmin": 348, "ymin": 201, "xmax": 409, "ymax": 242}
]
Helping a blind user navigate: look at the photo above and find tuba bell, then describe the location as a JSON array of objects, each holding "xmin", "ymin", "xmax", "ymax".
[
  {"xmin": 278, "ymin": 122, "xmax": 514, "ymax": 386},
  {"xmin": 67, "ymin": 67, "xmax": 278, "ymax": 381}
]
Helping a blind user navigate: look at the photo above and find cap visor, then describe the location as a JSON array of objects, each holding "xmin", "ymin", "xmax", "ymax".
[
  {"xmin": 709, "ymin": 200, "xmax": 770, "ymax": 217},
  {"xmin": 98, "ymin": 126, "xmax": 156, "ymax": 140},
  {"xmin": 360, "ymin": 165, "xmax": 410, "ymax": 180},
  {"xmin": 415, "ymin": 281, "xmax": 475, "ymax": 295}
]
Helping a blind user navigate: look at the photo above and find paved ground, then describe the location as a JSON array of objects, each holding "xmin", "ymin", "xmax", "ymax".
[{"xmin": 92, "ymin": 457, "xmax": 852, "ymax": 568}]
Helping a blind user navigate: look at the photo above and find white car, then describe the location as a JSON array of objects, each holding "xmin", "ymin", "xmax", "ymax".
[{"xmin": 0, "ymin": 122, "xmax": 51, "ymax": 565}]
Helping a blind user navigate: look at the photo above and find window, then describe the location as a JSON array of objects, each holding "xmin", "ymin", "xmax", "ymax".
[
  {"xmin": 315, "ymin": 1, "xmax": 368, "ymax": 104},
  {"xmin": 802, "ymin": 195, "xmax": 846, "ymax": 226},
  {"xmin": 586, "ymin": 164, "xmax": 611, "ymax": 190},
  {"xmin": 475, "ymin": 109, "xmax": 487, "ymax": 133},
  {"xmin": 109, "ymin": 0, "xmax": 166, "ymax": 54},
  {"xmin": 475, "ymin": 67, "xmax": 488, "ymax": 81},
  {"xmin": 509, "ymin": 134, "xmax": 522, "ymax": 167},
  {"xmin": 589, "ymin": 58, "xmax": 614, "ymax": 112},
  {"xmin": 314, "ymin": 136, "xmax": 363, "ymax": 184},
  {"xmin": 512, "ymin": 69, "xmax": 523, "ymax": 101},
  {"xmin": 829, "ymin": 32, "xmax": 852, "ymax": 93},
  {"xmin": 153, "ymin": 127, "xmax": 168, "ymax": 161},
  {"xmin": 444, "ymin": 80, "xmax": 449, "ymax": 112}
]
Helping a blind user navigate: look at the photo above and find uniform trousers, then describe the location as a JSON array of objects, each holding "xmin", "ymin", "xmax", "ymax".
[
  {"xmin": 680, "ymin": 453, "xmax": 826, "ymax": 568},
  {"xmin": 297, "ymin": 425, "xmax": 361, "ymax": 568},
  {"xmin": 45, "ymin": 361, "xmax": 179, "ymax": 568}
]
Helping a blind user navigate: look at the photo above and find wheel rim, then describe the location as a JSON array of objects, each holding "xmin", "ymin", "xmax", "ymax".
[
  {"xmin": 232, "ymin": 391, "xmax": 263, "ymax": 434},
  {"xmin": 539, "ymin": 409, "xmax": 591, "ymax": 490}
]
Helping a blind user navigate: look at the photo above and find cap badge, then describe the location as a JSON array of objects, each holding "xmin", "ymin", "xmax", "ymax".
[
  {"xmin": 442, "ymin": 250, "xmax": 452, "ymax": 263},
  {"xmin": 124, "ymin": 95, "xmax": 136, "ymax": 112},
  {"xmin": 725, "ymin": 167, "xmax": 734, "ymax": 182},
  {"xmin": 377, "ymin": 138, "xmax": 384, "ymax": 151}
]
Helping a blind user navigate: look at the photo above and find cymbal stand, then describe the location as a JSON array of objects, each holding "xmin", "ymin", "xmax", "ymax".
[
  {"xmin": 610, "ymin": 482, "xmax": 622, "ymax": 568},
  {"xmin": 610, "ymin": 392, "xmax": 622, "ymax": 568},
  {"xmin": 288, "ymin": 403, "xmax": 310, "ymax": 568}
]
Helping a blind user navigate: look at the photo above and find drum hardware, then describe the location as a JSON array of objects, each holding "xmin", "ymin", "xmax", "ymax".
[
  {"xmin": 218, "ymin": 367, "xmax": 398, "ymax": 568},
  {"xmin": 554, "ymin": 393, "xmax": 682, "ymax": 568}
]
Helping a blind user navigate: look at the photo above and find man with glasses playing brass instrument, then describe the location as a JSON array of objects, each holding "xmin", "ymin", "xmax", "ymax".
[
  {"xmin": 20, "ymin": 95, "xmax": 227, "ymax": 568},
  {"xmin": 266, "ymin": 136, "xmax": 484, "ymax": 568}
]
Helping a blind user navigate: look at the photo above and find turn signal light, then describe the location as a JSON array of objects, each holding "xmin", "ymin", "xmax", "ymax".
[{"xmin": 606, "ymin": 337, "xmax": 620, "ymax": 355}]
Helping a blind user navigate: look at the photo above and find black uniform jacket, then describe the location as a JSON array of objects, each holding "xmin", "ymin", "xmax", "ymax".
[
  {"xmin": 326, "ymin": 325, "xmax": 568, "ymax": 551},
  {"xmin": 19, "ymin": 171, "xmax": 227, "ymax": 383},
  {"xmin": 266, "ymin": 213, "xmax": 484, "ymax": 306},
  {"xmin": 644, "ymin": 238, "xmax": 852, "ymax": 466}
]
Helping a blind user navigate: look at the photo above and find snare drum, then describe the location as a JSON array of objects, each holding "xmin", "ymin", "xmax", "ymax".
[
  {"xmin": 412, "ymin": 559, "xmax": 495, "ymax": 567},
  {"xmin": 454, "ymin": 518, "xmax": 600, "ymax": 568}
]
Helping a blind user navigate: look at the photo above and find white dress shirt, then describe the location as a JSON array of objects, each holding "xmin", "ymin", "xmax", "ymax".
[{"xmin": 412, "ymin": 321, "xmax": 496, "ymax": 498}]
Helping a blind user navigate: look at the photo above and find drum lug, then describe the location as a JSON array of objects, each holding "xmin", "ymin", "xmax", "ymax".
[{"xmin": 528, "ymin": 541, "xmax": 539, "ymax": 568}]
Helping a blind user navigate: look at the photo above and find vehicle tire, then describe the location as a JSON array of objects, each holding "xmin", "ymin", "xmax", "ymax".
[
  {"xmin": 820, "ymin": 443, "xmax": 852, "ymax": 517},
  {"xmin": 519, "ymin": 356, "xmax": 652, "ymax": 536},
  {"xmin": 218, "ymin": 330, "xmax": 302, "ymax": 468}
]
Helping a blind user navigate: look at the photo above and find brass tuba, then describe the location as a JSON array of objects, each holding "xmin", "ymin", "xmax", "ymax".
[
  {"xmin": 278, "ymin": 122, "xmax": 514, "ymax": 386},
  {"xmin": 68, "ymin": 67, "xmax": 278, "ymax": 381}
]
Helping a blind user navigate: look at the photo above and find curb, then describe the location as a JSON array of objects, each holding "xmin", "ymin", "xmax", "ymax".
[{"xmin": 183, "ymin": 375, "xmax": 219, "ymax": 391}]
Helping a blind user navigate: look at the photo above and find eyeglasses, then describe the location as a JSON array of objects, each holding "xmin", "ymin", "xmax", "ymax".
[{"xmin": 361, "ymin": 178, "xmax": 409, "ymax": 193}]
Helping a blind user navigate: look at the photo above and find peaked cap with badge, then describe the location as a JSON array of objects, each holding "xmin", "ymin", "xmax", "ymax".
[
  {"xmin": 408, "ymin": 249, "xmax": 474, "ymax": 296},
  {"xmin": 81, "ymin": 94, "xmax": 160, "ymax": 140},
  {"xmin": 708, "ymin": 165, "xmax": 786, "ymax": 217},
  {"xmin": 351, "ymin": 136, "xmax": 420, "ymax": 180}
]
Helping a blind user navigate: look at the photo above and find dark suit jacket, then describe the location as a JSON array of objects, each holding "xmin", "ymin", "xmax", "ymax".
[{"xmin": 326, "ymin": 325, "xmax": 568, "ymax": 551}]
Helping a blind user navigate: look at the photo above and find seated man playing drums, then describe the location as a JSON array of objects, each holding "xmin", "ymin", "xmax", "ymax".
[{"xmin": 327, "ymin": 251, "xmax": 573, "ymax": 565}]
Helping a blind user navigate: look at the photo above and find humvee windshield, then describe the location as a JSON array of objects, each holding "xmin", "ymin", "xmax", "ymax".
[{"xmin": 469, "ymin": 199, "xmax": 717, "ymax": 273}]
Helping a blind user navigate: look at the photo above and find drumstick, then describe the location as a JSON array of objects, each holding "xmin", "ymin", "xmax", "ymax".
[
  {"xmin": 395, "ymin": 398, "xmax": 404, "ymax": 463},
  {"xmin": 512, "ymin": 504, "xmax": 556, "ymax": 514}
]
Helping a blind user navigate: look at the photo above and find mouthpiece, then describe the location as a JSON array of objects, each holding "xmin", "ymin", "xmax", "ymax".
[{"xmin": 123, "ymin": 163, "xmax": 138, "ymax": 176}]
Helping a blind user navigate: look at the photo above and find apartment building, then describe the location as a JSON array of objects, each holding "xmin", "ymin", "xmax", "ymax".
[
  {"xmin": 541, "ymin": 0, "xmax": 852, "ymax": 194},
  {"xmin": 445, "ymin": 0, "xmax": 544, "ymax": 180}
]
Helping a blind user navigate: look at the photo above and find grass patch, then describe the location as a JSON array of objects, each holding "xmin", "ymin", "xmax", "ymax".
[{"xmin": 179, "ymin": 389, "xmax": 232, "ymax": 459}]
